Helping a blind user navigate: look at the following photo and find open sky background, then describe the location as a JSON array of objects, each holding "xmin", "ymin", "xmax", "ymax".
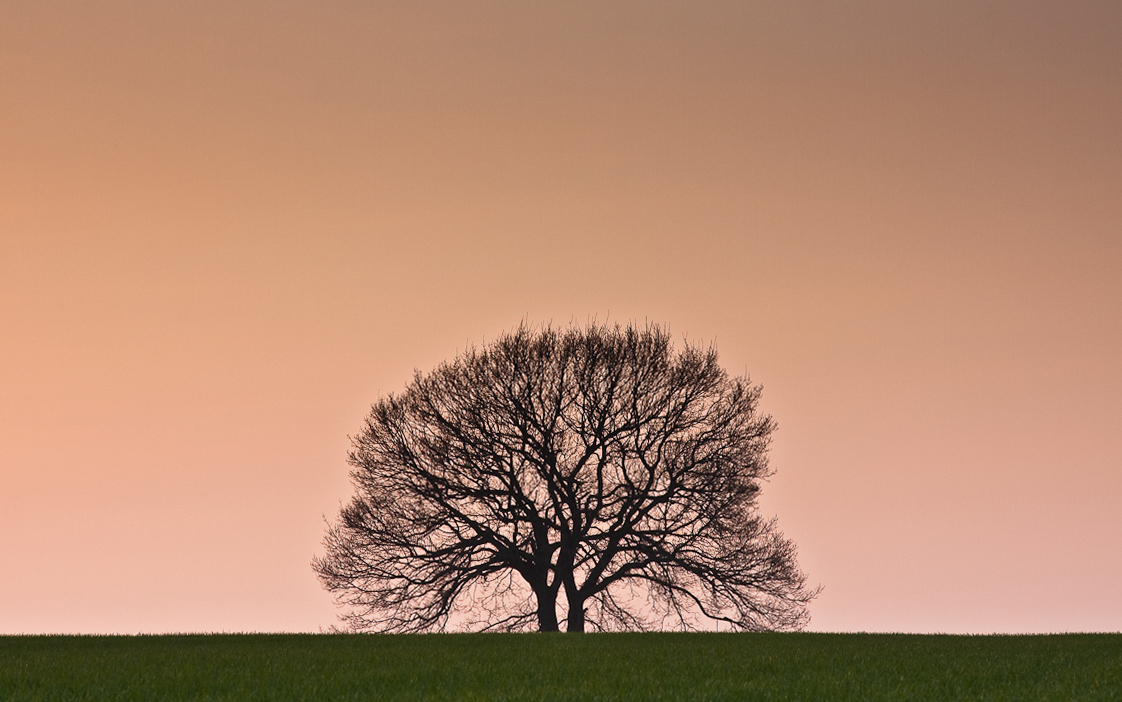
[{"xmin": 2, "ymin": 0, "xmax": 1120, "ymax": 635}]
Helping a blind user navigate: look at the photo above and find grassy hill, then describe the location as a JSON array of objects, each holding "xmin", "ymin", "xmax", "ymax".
[{"xmin": 3, "ymin": 632, "xmax": 1120, "ymax": 701}]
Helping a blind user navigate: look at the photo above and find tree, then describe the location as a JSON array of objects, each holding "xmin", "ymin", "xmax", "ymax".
[{"xmin": 314, "ymin": 322, "xmax": 817, "ymax": 633}]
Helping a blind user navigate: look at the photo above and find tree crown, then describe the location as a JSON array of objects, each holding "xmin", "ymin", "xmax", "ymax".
[{"xmin": 314, "ymin": 322, "xmax": 816, "ymax": 632}]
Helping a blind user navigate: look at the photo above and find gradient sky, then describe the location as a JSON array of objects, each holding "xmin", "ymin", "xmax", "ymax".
[{"xmin": 2, "ymin": 0, "xmax": 1120, "ymax": 634}]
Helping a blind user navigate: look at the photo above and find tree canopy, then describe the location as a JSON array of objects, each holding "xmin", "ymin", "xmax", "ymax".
[{"xmin": 314, "ymin": 322, "xmax": 817, "ymax": 632}]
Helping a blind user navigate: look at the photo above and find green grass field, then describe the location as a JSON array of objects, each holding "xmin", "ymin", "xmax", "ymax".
[{"xmin": 2, "ymin": 632, "xmax": 1120, "ymax": 701}]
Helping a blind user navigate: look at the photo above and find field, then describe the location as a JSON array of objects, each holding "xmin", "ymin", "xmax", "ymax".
[{"xmin": 2, "ymin": 632, "xmax": 1120, "ymax": 701}]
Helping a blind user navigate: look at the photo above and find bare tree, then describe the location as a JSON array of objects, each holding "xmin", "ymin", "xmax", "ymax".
[{"xmin": 314, "ymin": 322, "xmax": 817, "ymax": 633}]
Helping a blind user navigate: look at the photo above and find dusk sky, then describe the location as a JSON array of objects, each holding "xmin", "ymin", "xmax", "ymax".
[{"xmin": 2, "ymin": 1, "xmax": 1120, "ymax": 634}]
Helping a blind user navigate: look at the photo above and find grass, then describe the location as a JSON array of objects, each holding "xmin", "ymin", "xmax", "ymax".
[{"xmin": 2, "ymin": 632, "xmax": 1120, "ymax": 701}]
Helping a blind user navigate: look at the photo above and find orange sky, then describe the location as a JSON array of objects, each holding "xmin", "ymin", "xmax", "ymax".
[{"xmin": 2, "ymin": 1, "xmax": 1120, "ymax": 634}]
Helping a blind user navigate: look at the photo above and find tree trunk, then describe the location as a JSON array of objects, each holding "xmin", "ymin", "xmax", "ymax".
[
  {"xmin": 537, "ymin": 608, "xmax": 560, "ymax": 632},
  {"xmin": 566, "ymin": 599, "xmax": 586, "ymax": 632},
  {"xmin": 534, "ymin": 587, "xmax": 560, "ymax": 632}
]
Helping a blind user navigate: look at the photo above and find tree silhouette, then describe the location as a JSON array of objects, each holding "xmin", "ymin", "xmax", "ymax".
[{"xmin": 314, "ymin": 322, "xmax": 817, "ymax": 632}]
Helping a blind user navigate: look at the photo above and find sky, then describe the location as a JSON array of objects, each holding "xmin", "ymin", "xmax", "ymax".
[{"xmin": 2, "ymin": 0, "xmax": 1120, "ymax": 635}]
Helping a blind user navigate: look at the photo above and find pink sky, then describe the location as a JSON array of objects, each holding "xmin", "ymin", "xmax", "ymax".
[{"xmin": 2, "ymin": 0, "xmax": 1120, "ymax": 634}]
